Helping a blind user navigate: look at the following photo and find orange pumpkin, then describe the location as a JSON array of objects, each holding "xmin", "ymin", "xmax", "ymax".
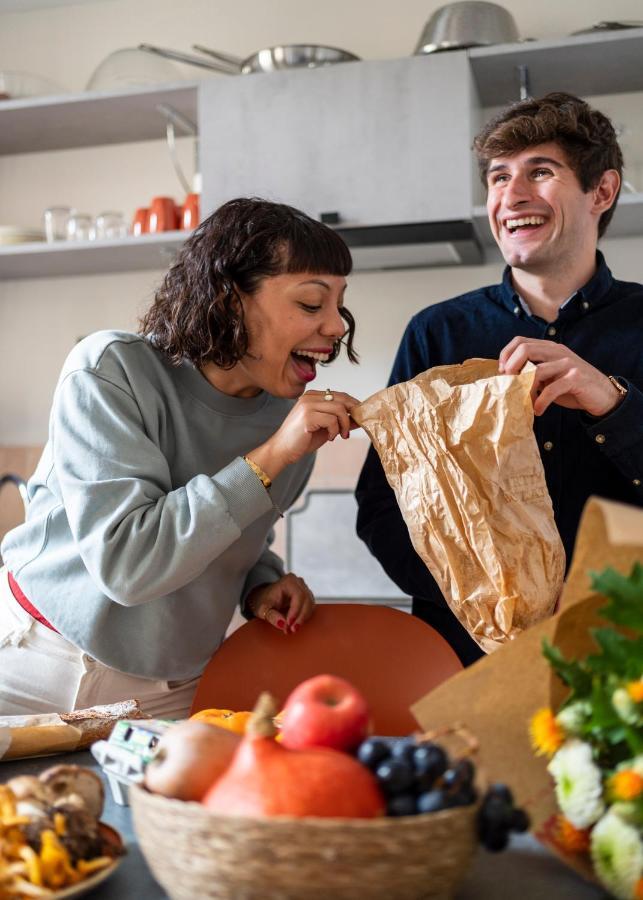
[
  {"xmin": 190, "ymin": 708, "xmax": 252, "ymax": 735},
  {"xmin": 202, "ymin": 694, "xmax": 385, "ymax": 819}
]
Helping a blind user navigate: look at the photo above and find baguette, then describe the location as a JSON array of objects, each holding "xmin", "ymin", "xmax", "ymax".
[{"xmin": 0, "ymin": 699, "xmax": 149, "ymax": 760}]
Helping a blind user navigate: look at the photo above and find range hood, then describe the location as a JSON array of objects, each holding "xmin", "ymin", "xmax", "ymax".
[{"xmin": 334, "ymin": 221, "xmax": 483, "ymax": 271}]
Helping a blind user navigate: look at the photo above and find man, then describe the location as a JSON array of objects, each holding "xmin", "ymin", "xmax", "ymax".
[{"xmin": 355, "ymin": 92, "xmax": 643, "ymax": 666}]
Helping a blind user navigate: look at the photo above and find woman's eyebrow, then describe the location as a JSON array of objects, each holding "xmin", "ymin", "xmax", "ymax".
[{"xmin": 297, "ymin": 278, "xmax": 331, "ymax": 288}]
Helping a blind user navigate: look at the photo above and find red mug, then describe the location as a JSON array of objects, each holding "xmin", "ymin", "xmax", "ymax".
[
  {"xmin": 131, "ymin": 207, "xmax": 149, "ymax": 236},
  {"xmin": 148, "ymin": 196, "xmax": 178, "ymax": 233},
  {"xmin": 181, "ymin": 193, "xmax": 201, "ymax": 231}
]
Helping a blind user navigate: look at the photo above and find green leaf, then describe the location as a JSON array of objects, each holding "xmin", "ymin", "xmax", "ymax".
[
  {"xmin": 542, "ymin": 639, "xmax": 592, "ymax": 696},
  {"xmin": 592, "ymin": 564, "xmax": 643, "ymax": 633},
  {"xmin": 586, "ymin": 629, "xmax": 643, "ymax": 680}
]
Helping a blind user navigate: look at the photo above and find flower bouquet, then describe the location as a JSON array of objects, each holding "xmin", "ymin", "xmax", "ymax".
[{"xmin": 530, "ymin": 564, "xmax": 643, "ymax": 899}]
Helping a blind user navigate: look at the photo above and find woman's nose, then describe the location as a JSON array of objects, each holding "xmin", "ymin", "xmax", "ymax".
[{"xmin": 320, "ymin": 306, "xmax": 345, "ymax": 339}]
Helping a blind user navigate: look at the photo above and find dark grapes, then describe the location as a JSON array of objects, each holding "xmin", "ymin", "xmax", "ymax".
[
  {"xmin": 477, "ymin": 785, "xmax": 530, "ymax": 852},
  {"xmin": 375, "ymin": 759, "xmax": 416, "ymax": 795},
  {"xmin": 354, "ymin": 736, "xmax": 489, "ymax": 821},
  {"xmin": 386, "ymin": 793, "xmax": 417, "ymax": 817},
  {"xmin": 356, "ymin": 737, "xmax": 390, "ymax": 770}
]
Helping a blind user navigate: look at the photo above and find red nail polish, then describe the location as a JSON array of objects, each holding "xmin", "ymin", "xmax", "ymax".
[
  {"xmin": 277, "ymin": 619, "xmax": 286, "ymax": 628},
  {"xmin": 292, "ymin": 624, "xmax": 300, "ymax": 632}
]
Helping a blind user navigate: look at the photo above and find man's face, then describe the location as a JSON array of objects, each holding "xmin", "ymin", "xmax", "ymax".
[{"xmin": 486, "ymin": 142, "xmax": 600, "ymax": 273}]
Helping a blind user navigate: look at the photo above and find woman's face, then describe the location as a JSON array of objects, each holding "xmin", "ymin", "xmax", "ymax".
[{"xmin": 203, "ymin": 272, "xmax": 348, "ymax": 399}]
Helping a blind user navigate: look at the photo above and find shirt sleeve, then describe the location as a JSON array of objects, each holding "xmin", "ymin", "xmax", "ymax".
[
  {"xmin": 582, "ymin": 379, "xmax": 643, "ymax": 494},
  {"xmin": 239, "ymin": 529, "xmax": 285, "ymax": 619},
  {"xmin": 355, "ymin": 317, "xmax": 448, "ymax": 606},
  {"xmin": 52, "ymin": 368, "xmax": 276, "ymax": 606}
]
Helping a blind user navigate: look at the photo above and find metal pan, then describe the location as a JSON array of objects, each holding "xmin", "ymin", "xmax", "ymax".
[{"xmin": 138, "ymin": 43, "xmax": 359, "ymax": 76}]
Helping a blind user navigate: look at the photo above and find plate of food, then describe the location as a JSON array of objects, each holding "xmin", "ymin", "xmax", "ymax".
[{"xmin": 0, "ymin": 764, "xmax": 125, "ymax": 898}]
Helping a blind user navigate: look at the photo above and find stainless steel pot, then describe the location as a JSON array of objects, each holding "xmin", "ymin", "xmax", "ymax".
[
  {"xmin": 139, "ymin": 43, "xmax": 359, "ymax": 76},
  {"xmin": 415, "ymin": 1, "xmax": 520, "ymax": 54}
]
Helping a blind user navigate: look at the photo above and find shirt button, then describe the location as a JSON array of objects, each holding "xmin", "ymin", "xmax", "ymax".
[
  {"xmin": 595, "ymin": 434, "xmax": 606, "ymax": 444},
  {"xmin": 513, "ymin": 305, "xmax": 520, "ymax": 315},
  {"xmin": 582, "ymin": 301, "xmax": 589, "ymax": 310},
  {"xmin": 634, "ymin": 479, "xmax": 641, "ymax": 486},
  {"xmin": 547, "ymin": 326, "xmax": 557, "ymax": 336},
  {"xmin": 543, "ymin": 441, "xmax": 554, "ymax": 451}
]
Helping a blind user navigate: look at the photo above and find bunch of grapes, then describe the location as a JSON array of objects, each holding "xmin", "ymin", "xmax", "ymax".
[
  {"xmin": 356, "ymin": 736, "xmax": 477, "ymax": 817},
  {"xmin": 477, "ymin": 783, "xmax": 530, "ymax": 852},
  {"xmin": 356, "ymin": 736, "xmax": 530, "ymax": 852}
]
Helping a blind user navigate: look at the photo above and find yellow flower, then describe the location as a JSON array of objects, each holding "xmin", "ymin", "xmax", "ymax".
[
  {"xmin": 553, "ymin": 814, "xmax": 591, "ymax": 854},
  {"xmin": 530, "ymin": 707, "xmax": 565, "ymax": 757},
  {"xmin": 626, "ymin": 681, "xmax": 643, "ymax": 704},
  {"xmin": 610, "ymin": 770, "xmax": 643, "ymax": 801}
]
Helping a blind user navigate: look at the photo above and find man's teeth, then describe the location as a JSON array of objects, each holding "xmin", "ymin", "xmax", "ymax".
[
  {"xmin": 293, "ymin": 350, "xmax": 330, "ymax": 362},
  {"xmin": 506, "ymin": 216, "xmax": 546, "ymax": 230}
]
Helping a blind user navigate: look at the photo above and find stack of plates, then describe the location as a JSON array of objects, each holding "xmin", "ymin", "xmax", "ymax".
[{"xmin": 0, "ymin": 225, "xmax": 46, "ymax": 245}]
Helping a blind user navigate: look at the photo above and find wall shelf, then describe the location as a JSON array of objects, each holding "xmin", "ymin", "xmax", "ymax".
[
  {"xmin": 472, "ymin": 192, "xmax": 643, "ymax": 248},
  {"xmin": 0, "ymin": 230, "xmax": 186, "ymax": 280},
  {"xmin": 0, "ymin": 81, "xmax": 198, "ymax": 155},
  {"xmin": 469, "ymin": 28, "xmax": 643, "ymax": 106}
]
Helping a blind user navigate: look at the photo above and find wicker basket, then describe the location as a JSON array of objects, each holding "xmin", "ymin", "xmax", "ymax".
[{"xmin": 130, "ymin": 783, "xmax": 479, "ymax": 900}]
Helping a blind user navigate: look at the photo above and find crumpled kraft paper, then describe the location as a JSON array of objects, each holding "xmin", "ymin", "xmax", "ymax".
[
  {"xmin": 352, "ymin": 358, "xmax": 566, "ymax": 652},
  {"xmin": 410, "ymin": 496, "xmax": 643, "ymax": 887}
]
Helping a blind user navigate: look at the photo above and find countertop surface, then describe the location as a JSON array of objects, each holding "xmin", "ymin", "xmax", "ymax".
[{"xmin": 0, "ymin": 751, "xmax": 608, "ymax": 899}]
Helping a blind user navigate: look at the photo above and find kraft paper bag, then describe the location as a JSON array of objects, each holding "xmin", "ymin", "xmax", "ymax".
[
  {"xmin": 352, "ymin": 358, "xmax": 566, "ymax": 652},
  {"xmin": 410, "ymin": 496, "xmax": 643, "ymax": 886}
]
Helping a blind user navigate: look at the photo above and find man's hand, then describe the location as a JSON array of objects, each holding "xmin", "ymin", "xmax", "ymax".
[
  {"xmin": 246, "ymin": 574, "xmax": 316, "ymax": 634},
  {"xmin": 498, "ymin": 336, "xmax": 624, "ymax": 417}
]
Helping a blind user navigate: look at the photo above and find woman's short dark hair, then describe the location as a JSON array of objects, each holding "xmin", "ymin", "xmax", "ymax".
[
  {"xmin": 473, "ymin": 92, "xmax": 623, "ymax": 238},
  {"xmin": 140, "ymin": 197, "xmax": 356, "ymax": 369}
]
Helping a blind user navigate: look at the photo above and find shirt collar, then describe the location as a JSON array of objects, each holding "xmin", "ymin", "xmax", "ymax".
[{"xmin": 498, "ymin": 251, "xmax": 614, "ymax": 318}]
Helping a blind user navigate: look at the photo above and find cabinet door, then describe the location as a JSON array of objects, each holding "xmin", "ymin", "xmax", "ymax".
[{"xmin": 199, "ymin": 53, "xmax": 475, "ymax": 227}]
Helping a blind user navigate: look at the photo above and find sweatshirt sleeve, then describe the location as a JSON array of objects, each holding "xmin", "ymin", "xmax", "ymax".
[{"xmin": 52, "ymin": 368, "xmax": 276, "ymax": 606}]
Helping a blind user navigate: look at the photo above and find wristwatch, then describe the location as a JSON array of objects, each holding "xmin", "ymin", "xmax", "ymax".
[{"xmin": 608, "ymin": 375, "xmax": 628, "ymax": 400}]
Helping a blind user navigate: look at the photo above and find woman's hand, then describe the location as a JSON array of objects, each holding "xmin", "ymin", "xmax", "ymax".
[
  {"xmin": 247, "ymin": 389, "xmax": 361, "ymax": 480},
  {"xmin": 246, "ymin": 574, "xmax": 316, "ymax": 633}
]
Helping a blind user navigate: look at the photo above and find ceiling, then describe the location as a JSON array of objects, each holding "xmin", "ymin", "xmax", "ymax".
[{"xmin": 0, "ymin": 0, "xmax": 113, "ymax": 11}]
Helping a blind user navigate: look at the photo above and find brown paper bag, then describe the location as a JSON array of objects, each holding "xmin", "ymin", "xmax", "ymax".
[
  {"xmin": 352, "ymin": 358, "xmax": 566, "ymax": 652},
  {"xmin": 410, "ymin": 496, "xmax": 643, "ymax": 885}
]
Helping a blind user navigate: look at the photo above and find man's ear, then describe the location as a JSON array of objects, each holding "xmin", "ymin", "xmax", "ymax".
[{"xmin": 592, "ymin": 169, "xmax": 620, "ymax": 215}]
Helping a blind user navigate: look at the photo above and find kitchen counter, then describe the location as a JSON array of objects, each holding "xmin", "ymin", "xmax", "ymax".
[{"xmin": 0, "ymin": 751, "xmax": 607, "ymax": 899}]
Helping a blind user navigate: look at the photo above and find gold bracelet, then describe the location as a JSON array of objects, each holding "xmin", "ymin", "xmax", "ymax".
[{"xmin": 243, "ymin": 455, "xmax": 272, "ymax": 491}]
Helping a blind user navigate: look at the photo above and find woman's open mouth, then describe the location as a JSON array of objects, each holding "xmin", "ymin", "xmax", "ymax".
[{"xmin": 290, "ymin": 349, "xmax": 331, "ymax": 383}]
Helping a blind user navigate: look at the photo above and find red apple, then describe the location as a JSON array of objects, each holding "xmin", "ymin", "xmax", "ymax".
[{"xmin": 279, "ymin": 674, "xmax": 370, "ymax": 752}]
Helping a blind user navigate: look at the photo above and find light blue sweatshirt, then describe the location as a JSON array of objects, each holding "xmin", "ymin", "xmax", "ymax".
[{"xmin": 1, "ymin": 331, "xmax": 313, "ymax": 679}]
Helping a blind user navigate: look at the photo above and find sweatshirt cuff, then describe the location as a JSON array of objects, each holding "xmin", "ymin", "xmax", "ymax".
[{"xmin": 212, "ymin": 456, "xmax": 274, "ymax": 530}]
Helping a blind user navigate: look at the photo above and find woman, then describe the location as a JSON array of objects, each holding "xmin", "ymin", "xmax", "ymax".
[{"xmin": 0, "ymin": 198, "xmax": 359, "ymax": 718}]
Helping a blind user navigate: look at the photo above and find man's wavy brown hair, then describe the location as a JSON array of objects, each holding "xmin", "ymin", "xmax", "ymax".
[
  {"xmin": 140, "ymin": 197, "xmax": 357, "ymax": 369},
  {"xmin": 474, "ymin": 92, "xmax": 623, "ymax": 238}
]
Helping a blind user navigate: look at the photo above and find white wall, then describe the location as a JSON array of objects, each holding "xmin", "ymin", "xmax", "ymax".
[{"xmin": 1, "ymin": 0, "xmax": 643, "ymax": 444}]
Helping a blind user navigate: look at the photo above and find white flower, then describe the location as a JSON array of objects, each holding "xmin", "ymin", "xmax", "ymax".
[
  {"xmin": 556, "ymin": 701, "xmax": 590, "ymax": 735},
  {"xmin": 590, "ymin": 810, "xmax": 643, "ymax": 900},
  {"xmin": 547, "ymin": 740, "xmax": 605, "ymax": 828},
  {"xmin": 612, "ymin": 688, "xmax": 639, "ymax": 725}
]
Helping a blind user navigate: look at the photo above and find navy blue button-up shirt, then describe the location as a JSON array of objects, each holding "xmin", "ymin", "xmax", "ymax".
[{"xmin": 355, "ymin": 253, "xmax": 643, "ymax": 665}]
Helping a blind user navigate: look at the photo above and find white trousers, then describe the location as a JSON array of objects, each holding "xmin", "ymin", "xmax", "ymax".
[{"xmin": 0, "ymin": 567, "xmax": 198, "ymax": 719}]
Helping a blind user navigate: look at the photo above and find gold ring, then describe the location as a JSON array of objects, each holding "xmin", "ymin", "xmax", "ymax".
[
  {"xmin": 323, "ymin": 389, "xmax": 334, "ymax": 401},
  {"xmin": 261, "ymin": 607, "xmax": 269, "ymax": 620}
]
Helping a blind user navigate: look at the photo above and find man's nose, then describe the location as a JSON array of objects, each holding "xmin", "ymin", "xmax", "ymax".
[{"xmin": 504, "ymin": 173, "xmax": 533, "ymax": 205}]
